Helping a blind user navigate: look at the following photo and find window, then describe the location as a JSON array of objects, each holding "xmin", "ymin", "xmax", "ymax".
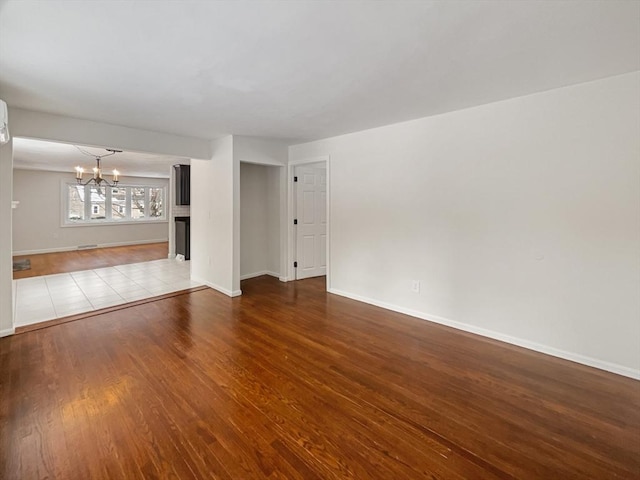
[
  {"xmin": 64, "ymin": 183, "xmax": 166, "ymax": 225},
  {"xmin": 131, "ymin": 187, "xmax": 145, "ymax": 219},
  {"xmin": 90, "ymin": 186, "xmax": 106, "ymax": 219},
  {"xmin": 67, "ymin": 185, "xmax": 85, "ymax": 221},
  {"xmin": 111, "ymin": 187, "xmax": 127, "ymax": 219},
  {"xmin": 149, "ymin": 187, "xmax": 163, "ymax": 218}
]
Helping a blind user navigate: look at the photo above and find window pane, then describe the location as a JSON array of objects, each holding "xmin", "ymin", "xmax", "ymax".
[
  {"xmin": 111, "ymin": 187, "xmax": 126, "ymax": 220},
  {"xmin": 131, "ymin": 187, "xmax": 145, "ymax": 219},
  {"xmin": 68, "ymin": 185, "xmax": 85, "ymax": 221},
  {"xmin": 90, "ymin": 186, "xmax": 107, "ymax": 219},
  {"xmin": 149, "ymin": 187, "xmax": 163, "ymax": 218}
]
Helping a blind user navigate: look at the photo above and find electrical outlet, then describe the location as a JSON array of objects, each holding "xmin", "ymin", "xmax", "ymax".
[{"xmin": 411, "ymin": 280, "xmax": 420, "ymax": 293}]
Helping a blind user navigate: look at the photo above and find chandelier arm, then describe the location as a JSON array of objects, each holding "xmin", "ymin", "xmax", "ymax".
[
  {"xmin": 73, "ymin": 146, "xmax": 121, "ymax": 185},
  {"xmin": 77, "ymin": 177, "xmax": 118, "ymax": 187},
  {"xmin": 75, "ymin": 146, "xmax": 122, "ymax": 158},
  {"xmin": 75, "ymin": 146, "xmax": 98, "ymax": 158}
]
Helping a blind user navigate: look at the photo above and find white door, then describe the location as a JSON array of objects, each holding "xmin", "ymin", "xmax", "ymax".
[{"xmin": 295, "ymin": 164, "xmax": 327, "ymax": 279}]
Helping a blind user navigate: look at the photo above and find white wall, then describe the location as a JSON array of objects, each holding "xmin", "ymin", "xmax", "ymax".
[
  {"xmin": 0, "ymin": 138, "xmax": 13, "ymax": 336},
  {"xmin": 9, "ymin": 108, "xmax": 211, "ymax": 159},
  {"xmin": 240, "ymin": 162, "xmax": 280, "ymax": 279},
  {"xmin": 289, "ymin": 72, "xmax": 640, "ymax": 378},
  {"xmin": 189, "ymin": 135, "xmax": 287, "ymax": 296},
  {"xmin": 234, "ymin": 135, "xmax": 289, "ymax": 166},
  {"xmin": 191, "ymin": 135, "xmax": 241, "ymax": 296},
  {"xmin": 12, "ymin": 169, "xmax": 168, "ymax": 254}
]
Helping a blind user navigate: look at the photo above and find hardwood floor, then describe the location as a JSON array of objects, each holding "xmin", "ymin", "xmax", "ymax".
[
  {"xmin": 1, "ymin": 275, "xmax": 638, "ymax": 479},
  {"xmin": 12, "ymin": 242, "xmax": 168, "ymax": 279}
]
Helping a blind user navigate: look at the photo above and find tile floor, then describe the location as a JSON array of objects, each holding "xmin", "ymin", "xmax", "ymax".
[{"xmin": 13, "ymin": 259, "xmax": 203, "ymax": 327}]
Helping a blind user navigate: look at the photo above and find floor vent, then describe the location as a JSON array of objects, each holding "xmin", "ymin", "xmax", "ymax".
[{"xmin": 77, "ymin": 244, "xmax": 98, "ymax": 250}]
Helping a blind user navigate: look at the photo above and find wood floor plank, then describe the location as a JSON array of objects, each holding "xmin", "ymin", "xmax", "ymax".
[
  {"xmin": 12, "ymin": 242, "xmax": 168, "ymax": 279},
  {"xmin": 1, "ymin": 275, "xmax": 638, "ymax": 479}
]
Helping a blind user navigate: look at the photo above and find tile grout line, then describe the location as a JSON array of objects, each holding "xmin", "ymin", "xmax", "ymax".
[
  {"xmin": 75, "ymin": 269, "xmax": 127, "ymax": 309},
  {"xmin": 50, "ymin": 273, "xmax": 85, "ymax": 318},
  {"xmin": 14, "ymin": 260, "xmax": 200, "ymax": 327},
  {"xmin": 43, "ymin": 273, "xmax": 63, "ymax": 319},
  {"xmin": 111, "ymin": 265, "xmax": 154, "ymax": 300},
  {"xmin": 68, "ymin": 270, "xmax": 98, "ymax": 315}
]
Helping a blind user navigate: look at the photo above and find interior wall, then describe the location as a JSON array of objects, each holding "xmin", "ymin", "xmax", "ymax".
[
  {"xmin": 234, "ymin": 135, "xmax": 289, "ymax": 166},
  {"xmin": 0, "ymin": 138, "xmax": 13, "ymax": 336},
  {"xmin": 240, "ymin": 162, "xmax": 280, "ymax": 279},
  {"xmin": 191, "ymin": 135, "xmax": 240, "ymax": 296},
  {"xmin": 289, "ymin": 71, "xmax": 640, "ymax": 378},
  {"xmin": 12, "ymin": 169, "xmax": 169, "ymax": 254},
  {"xmin": 9, "ymin": 108, "xmax": 211, "ymax": 159},
  {"xmin": 191, "ymin": 135, "xmax": 287, "ymax": 297}
]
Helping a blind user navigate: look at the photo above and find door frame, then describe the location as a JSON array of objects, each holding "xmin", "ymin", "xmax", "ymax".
[{"xmin": 286, "ymin": 155, "xmax": 330, "ymax": 288}]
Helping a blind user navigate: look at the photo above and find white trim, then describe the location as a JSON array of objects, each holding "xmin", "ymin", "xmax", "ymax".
[
  {"xmin": 61, "ymin": 219, "xmax": 169, "ymax": 228},
  {"xmin": 325, "ymin": 158, "xmax": 331, "ymax": 291},
  {"xmin": 286, "ymin": 155, "xmax": 331, "ymax": 285},
  {"xmin": 328, "ymin": 287, "xmax": 640, "ymax": 380},
  {"xmin": 278, "ymin": 276, "xmax": 288, "ymax": 282},
  {"xmin": 0, "ymin": 327, "xmax": 15, "ymax": 337},
  {"xmin": 192, "ymin": 277, "xmax": 242, "ymax": 297},
  {"xmin": 240, "ymin": 270, "xmax": 280, "ymax": 281},
  {"xmin": 13, "ymin": 238, "xmax": 168, "ymax": 256}
]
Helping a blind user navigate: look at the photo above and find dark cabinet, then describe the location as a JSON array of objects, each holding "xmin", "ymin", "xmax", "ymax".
[
  {"xmin": 175, "ymin": 217, "xmax": 190, "ymax": 260},
  {"xmin": 174, "ymin": 164, "xmax": 190, "ymax": 205}
]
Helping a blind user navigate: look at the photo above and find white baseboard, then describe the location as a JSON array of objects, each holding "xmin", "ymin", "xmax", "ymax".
[
  {"xmin": 13, "ymin": 238, "xmax": 168, "ymax": 256},
  {"xmin": 192, "ymin": 277, "xmax": 242, "ymax": 298},
  {"xmin": 0, "ymin": 327, "xmax": 15, "ymax": 337},
  {"xmin": 328, "ymin": 287, "xmax": 640, "ymax": 380},
  {"xmin": 240, "ymin": 270, "xmax": 281, "ymax": 281},
  {"xmin": 279, "ymin": 276, "xmax": 289, "ymax": 282}
]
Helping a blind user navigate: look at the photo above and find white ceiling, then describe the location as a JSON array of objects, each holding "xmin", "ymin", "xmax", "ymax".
[
  {"xmin": 12, "ymin": 138, "xmax": 186, "ymax": 178},
  {"xmin": 0, "ymin": 0, "xmax": 638, "ymax": 142}
]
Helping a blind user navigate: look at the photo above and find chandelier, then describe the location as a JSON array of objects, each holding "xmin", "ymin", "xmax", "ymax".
[{"xmin": 74, "ymin": 147, "xmax": 122, "ymax": 186}]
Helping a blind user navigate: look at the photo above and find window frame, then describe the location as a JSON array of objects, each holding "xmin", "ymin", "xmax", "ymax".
[{"xmin": 61, "ymin": 181, "xmax": 167, "ymax": 227}]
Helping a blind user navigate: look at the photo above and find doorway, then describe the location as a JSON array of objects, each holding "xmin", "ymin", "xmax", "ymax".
[
  {"xmin": 239, "ymin": 162, "xmax": 282, "ymax": 281},
  {"xmin": 287, "ymin": 157, "xmax": 330, "ymax": 285},
  {"xmin": 10, "ymin": 137, "xmax": 198, "ymax": 328},
  {"xmin": 294, "ymin": 163, "xmax": 326, "ymax": 279}
]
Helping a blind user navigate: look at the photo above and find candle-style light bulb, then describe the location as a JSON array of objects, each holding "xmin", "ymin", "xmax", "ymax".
[
  {"xmin": 93, "ymin": 166, "xmax": 99, "ymax": 179},
  {"xmin": 112, "ymin": 169, "xmax": 119, "ymax": 183},
  {"xmin": 75, "ymin": 166, "xmax": 84, "ymax": 180}
]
